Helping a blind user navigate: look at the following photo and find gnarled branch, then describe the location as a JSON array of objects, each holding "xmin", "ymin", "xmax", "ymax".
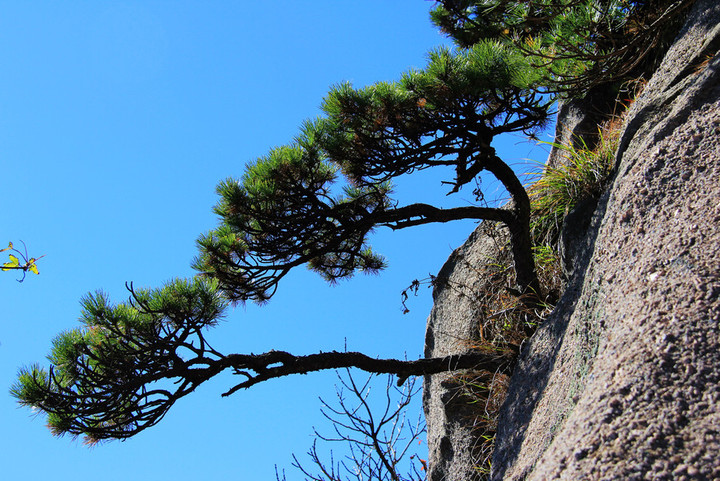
[{"xmin": 219, "ymin": 349, "xmax": 516, "ymax": 397}]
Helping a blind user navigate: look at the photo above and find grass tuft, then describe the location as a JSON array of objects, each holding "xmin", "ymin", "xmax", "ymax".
[{"xmin": 529, "ymin": 118, "xmax": 621, "ymax": 246}]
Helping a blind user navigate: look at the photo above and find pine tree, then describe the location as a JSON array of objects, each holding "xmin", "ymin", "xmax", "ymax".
[
  {"xmin": 430, "ymin": 0, "xmax": 694, "ymax": 94},
  {"xmin": 12, "ymin": 2, "xmax": 685, "ymax": 445},
  {"xmin": 13, "ymin": 42, "xmax": 545, "ymax": 443}
]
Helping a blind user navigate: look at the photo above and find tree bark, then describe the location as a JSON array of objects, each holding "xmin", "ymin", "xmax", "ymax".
[{"xmin": 483, "ymin": 153, "xmax": 541, "ymax": 298}]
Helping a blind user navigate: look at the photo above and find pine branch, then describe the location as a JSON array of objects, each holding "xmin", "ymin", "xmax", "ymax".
[{"xmin": 219, "ymin": 349, "xmax": 516, "ymax": 397}]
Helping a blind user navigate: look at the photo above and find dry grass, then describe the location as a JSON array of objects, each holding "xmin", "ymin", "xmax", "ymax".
[{"xmin": 439, "ymin": 240, "xmax": 557, "ymax": 478}]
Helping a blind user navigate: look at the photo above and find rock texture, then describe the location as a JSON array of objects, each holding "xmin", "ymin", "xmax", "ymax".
[
  {"xmin": 494, "ymin": 1, "xmax": 720, "ymax": 479},
  {"xmin": 424, "ymin": 222, "xmax": 511, "ymax": 481},
  {"xmin": 425, "ymin": 1, "xmax": 720, "ymax": 479}
]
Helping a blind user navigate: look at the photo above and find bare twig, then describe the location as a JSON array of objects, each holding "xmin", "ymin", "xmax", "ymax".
[{"xmin": 278, "ymin": 370, "xmax": 426, "ymax": 481}]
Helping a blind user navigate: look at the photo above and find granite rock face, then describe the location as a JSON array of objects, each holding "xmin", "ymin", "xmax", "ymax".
[
  {"xmin": 424, "ymin": 1, "xmax": 720, "ymax": 479},
  {"xmin": 423, "ymin": 222, "xmax": 511, "ymax": 481}
]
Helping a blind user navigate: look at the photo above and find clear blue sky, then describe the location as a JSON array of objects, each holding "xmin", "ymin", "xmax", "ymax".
[{"xmin": 0, "ymin": 2, "xmax": 552, "ymax": 479}]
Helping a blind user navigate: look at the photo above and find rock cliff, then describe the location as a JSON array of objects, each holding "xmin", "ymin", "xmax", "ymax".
[{"xmin": 424, "ymin": 1, "xmax": 720, "ymax": 479}]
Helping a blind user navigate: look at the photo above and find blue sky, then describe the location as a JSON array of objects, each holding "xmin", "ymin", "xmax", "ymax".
[{"xmin": 1, "ymin": 2, "xmax": 552, "ymax": 479}]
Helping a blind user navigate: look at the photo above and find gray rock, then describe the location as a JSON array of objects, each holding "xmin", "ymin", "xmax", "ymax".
[
  {"xmin": 424, "ymin": 221, "xmax": 511, "ymax": 481},
  {"xmin": 493, "ymin": 0, "xmax": 720, "ymax": 479}
]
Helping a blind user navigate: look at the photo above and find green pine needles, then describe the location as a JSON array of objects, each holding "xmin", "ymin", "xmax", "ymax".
[
  {"xmin": 11, "ymin": 278, "xmax": 228, "ymax": 443},
  {"xmin": 194, "ymin": 41, "xmax": 550, "ymax": 303},
  {"xmin": 431, "ymin": 0, "xmax": 694, "ymax": 94}
]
